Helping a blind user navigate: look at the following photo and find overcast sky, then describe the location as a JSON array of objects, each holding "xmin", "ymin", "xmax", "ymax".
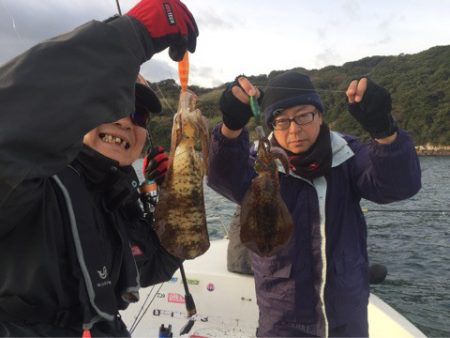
[{"xmin": 1, "ymin": 0, "xmax": 449, "ymax": 88}]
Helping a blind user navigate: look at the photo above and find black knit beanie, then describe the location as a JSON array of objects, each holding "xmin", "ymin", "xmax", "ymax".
[{"xmin": 261, "ymin": 71, "xmax": 324, "ymax": 129}]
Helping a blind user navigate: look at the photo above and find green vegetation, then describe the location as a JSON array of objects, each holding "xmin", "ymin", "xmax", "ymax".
[{"xmin": 148, "ymin": 46, "xmax": 450, "ymax": 149}]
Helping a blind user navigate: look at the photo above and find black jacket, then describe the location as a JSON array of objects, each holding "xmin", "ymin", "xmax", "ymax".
[{"xmin": 0, "ymin": 16, "xmax": 179, "ymax": 337}]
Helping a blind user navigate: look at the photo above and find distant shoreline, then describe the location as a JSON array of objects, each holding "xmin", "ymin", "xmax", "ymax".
[
  {"xmin": 415, "ymin": 145, "xmax": 450, "ymax": 156},
  {"xmin": 416, "ymin": 151, "xmax": 450, "ymax": 156}
]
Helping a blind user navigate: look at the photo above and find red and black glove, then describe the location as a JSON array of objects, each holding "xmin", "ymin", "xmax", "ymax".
[
  {"xmin": 142, "ymin": 146, "xmax": 169, "ymax": 185},
  {"xmin": 126, "ymin": 0, "xmax": 198, "ymax": 61}
]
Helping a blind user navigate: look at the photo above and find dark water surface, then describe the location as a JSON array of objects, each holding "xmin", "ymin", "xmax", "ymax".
[
  {"xmin": 135, "ymin": 156, "xmax": 449, "ymax": 337},
  {"xmin": 362, "ymin": 156, "xmax": 449, "ymax": 337}
]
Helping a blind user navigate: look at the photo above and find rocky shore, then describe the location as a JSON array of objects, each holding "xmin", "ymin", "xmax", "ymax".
[{"xmin": 415, "ymin": 144, "xmax": 450, "ymax": 156}]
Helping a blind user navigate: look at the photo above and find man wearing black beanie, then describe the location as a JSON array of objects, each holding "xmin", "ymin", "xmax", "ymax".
[{"xmin": 207, "ymin": 71, "xmax": 421, "ymax": 337}]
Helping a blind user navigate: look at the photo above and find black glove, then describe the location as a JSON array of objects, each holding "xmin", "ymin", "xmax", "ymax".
[
  {"xmin": 126, "ymin": 0, "xmax": 198, "ymax": 61},
  {"xmin": 348, "ymin": 78, "xmax": 397, "ymax": 139},
  {"xmin": 220, "ymin": 76, "xmax": 263, "ymax": 131},
  {"xmin": 142, "ymin": 146, "xmax": 169, "ymax": 185}
]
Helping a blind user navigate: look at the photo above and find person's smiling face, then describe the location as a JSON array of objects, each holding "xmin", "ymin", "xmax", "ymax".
[
  {"xmin": 272, "ymin": 104, "xmax": 322, "ymax": 154},
  {"xmin": 83, "ymin": 116, "xmax": 147, "ymax": 166}
]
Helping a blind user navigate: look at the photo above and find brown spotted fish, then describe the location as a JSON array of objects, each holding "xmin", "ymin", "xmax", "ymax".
[
  {"xmin": 154, "ymin": 89, "xmax": 210, "ymax": 259},
  {"xmin": 240, "ymin": 128, "xmax": 294, "ymax": 257}
]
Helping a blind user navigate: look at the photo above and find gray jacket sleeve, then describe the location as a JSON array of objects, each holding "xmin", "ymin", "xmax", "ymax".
[{"xmin": 0, "ymin": 16, "xmax": 153, "ymax": 206}]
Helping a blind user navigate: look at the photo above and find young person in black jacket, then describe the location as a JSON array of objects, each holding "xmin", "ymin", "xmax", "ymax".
[{"xmin": 0, "ymin": 0, "xmax": 198, "ymax": 336}]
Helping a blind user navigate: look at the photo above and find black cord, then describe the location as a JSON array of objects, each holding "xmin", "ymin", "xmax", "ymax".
[
  {"xmin": 179, "ymin": 263, "xmax": 197, "ymax": 317},
  {"xmin": 115, "ymin": 0, "xmax": 122, "ymax": 15}
]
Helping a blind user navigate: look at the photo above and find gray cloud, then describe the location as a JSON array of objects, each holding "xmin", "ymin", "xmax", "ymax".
[
  {"xmin": 340, "ymin": 0, "xmax": 360, "ymax": 19},
  {"xmin": 0, "ymin": 0, "xmax": 235, "ymax": 87},
  {"xmin": 371, "ymin": 14, "xmax": 401, "ymax": 47},
  {"xmin": 374, "ymin": 35, "xmax": 392, "ymax": 46},
  {"xmin": 140, "ymin": 59, "xmax": 177, "ymax": 83},
  {"xmin": 191, "ymin": 64, "xmax": 224, "ymax": 87},
  {"xmin": 195, "ymin": 7, "xmax": 241, "ymax": 30},
  {"xmin": 1, "ymin": 0, "xmax": 113, "ymax": 38},
  {"xmin": 0, "ymin": 0, "xmax": 228, "ymax": 87},
  {"xmin": 0, "ymin": 0, "xmax": 115, "ymax": 64},
  {"xmin": 316, "ymin": 27, "xmax": 327, "ymax": 40},
  {"xmin": 142, "ymin": 60, "xmax": 226, "ymax": 88},
  {"xmin": 314, "ymin": 48, "xmax": 342, "ymax": 68}
]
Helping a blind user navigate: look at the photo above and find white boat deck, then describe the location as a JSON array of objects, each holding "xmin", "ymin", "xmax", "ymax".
[{"xmin": 121, "ymin": 239, "xmax": 426, "ymax": 337}]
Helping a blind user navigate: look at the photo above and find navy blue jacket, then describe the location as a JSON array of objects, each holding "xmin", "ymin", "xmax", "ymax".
[{"xmin": 207, "ymin": 124, "xmax": 421, "ymax": 337}]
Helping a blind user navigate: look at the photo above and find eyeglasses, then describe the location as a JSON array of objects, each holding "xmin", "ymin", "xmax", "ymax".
[
  {"xmin": 130, "ymin": 110, "xmax": 150, "ymax": 128},
  {"xmin": 272, "ymin": 110, "xmax": 317, "ymax": 130}
]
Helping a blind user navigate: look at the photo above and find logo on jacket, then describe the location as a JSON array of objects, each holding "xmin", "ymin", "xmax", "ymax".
[{"xmin": 97, "ymin": 266, "xmax": 108, "ymax": 280}]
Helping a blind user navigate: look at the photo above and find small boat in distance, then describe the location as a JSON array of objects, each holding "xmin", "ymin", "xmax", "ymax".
[{"xmin": 121, "ymin": 239, "xmax": 426, "ymax": 337}]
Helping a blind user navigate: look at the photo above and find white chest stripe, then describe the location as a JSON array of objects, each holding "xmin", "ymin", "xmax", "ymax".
[
  {"xmin": 272, "ymin": 132, "xmax": 353, "ymax": 337},
  {"xmin": 313, "ymin": 176, "xmax": 329, "ymax": 337}
]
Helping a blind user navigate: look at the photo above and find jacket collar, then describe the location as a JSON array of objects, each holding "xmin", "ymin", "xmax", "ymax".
[
  {"xmin": 330, "ymin": 131, "xmax": 354, "ymax": 167},
  {"xmin": 73, "ymin": 145, "xmax": 120, "ymax": 184},
  {"xmin": 267, "ymin": 130, "xmax": 354, "ymax": 176},
  {"xmin": 71, "ymin": 145, "xmax": 140, "ymax": 210}
]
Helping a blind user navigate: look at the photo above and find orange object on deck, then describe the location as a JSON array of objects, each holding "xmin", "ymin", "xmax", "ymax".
[
  {"xmin": 178, "ymin": 51, "xmax": 189, "ymax": 92},
  {"xmin": 81, "ymin": 329, "xmax": 91, "ymax": 338}
]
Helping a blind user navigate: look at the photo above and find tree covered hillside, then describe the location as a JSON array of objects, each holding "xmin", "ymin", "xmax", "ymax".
[{"xmin": 148, "ymin": 45, "xmax": 450, "ymax": 150}]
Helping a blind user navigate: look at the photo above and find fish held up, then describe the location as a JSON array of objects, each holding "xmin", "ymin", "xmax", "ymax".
[
  {"xmin": 240, "ymin": 128, "xmax": 294, "ymax": 257},
  {"xmin": 154, "ymin": 89, "xmax": 210, "ymax": 259}
]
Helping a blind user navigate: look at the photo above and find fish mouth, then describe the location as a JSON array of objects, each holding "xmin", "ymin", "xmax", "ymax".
[{"xmin": 99, "ymin": 133, "xmax": 130, "ymax": 149}]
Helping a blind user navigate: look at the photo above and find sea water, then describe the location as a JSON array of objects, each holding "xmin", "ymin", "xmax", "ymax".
[{"xmin": 134, "ymin": 156, "xmax": 449, "ymax": 337}]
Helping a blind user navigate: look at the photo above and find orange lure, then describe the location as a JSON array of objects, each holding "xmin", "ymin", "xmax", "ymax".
[{"xmin": 178, "ymin": 52, "xmax": 189, "ymax": 92}]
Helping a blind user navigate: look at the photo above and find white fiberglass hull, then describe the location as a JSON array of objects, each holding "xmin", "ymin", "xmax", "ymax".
[{"xmin": 121, "ymin": 239, "xmax": 425, "ymax": 337}]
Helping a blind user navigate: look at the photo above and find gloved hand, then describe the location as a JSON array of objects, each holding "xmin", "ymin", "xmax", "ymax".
[
  {"xmin": 142, "ymin": 146, "xmax": 169, "ymax": 185},
  {"xmin": 220, "ymin": 76, "xmax": 263, "ymax": 131},
  {"xmin": 126, "ymin": 0, "xmax": 198, "ymax": 61},
  {"xmin": 347, "ymin": 78, "xmax": 397, "ymax": 139}
]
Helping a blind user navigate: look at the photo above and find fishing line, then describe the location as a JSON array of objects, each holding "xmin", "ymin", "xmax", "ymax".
[
  {"xmin": 115, "ymin": 0, "xmax": 122, "ymax": 15},
  {"xmin": 369, "ymin": 239, "xmax": 450, "ymax": 249},
  {"xmin": 150, "ymin": 83, "xmax": 177, "ymax": 113},
  {"xmin": 130, "ymin": 282, "xmax": 165, "ymax": 333},
  {"xmin": 129, "ymin": 282, "xmax": 166, "ymax": 334},
  {"xmin": 153, "ymin": 78, "xmax": 348, "ymax": 98},
  {"xmin": 363, "ymin": 208, "xmax": 448, "ymax": 214},
  {"xmin": 249, "ymin": 84, "xmax": 347, "ymax": 93},
  {"xmin": 0, "ymin": 0, "xmax": 24, "ymax": 43},
  {"xmin": 151, "ymin": 73, "xmax": 350, "ymax": 112},
  {"xmin": 208, "ymin": 215, "xmax": 230, "ymax": 238},
  {"xmin": 129, "ymin": 284, "xmax": 156, "ymax": 332},
  {"xmin": 411, "ymin": 241, "xmax": 449, "ymax": 249}
]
